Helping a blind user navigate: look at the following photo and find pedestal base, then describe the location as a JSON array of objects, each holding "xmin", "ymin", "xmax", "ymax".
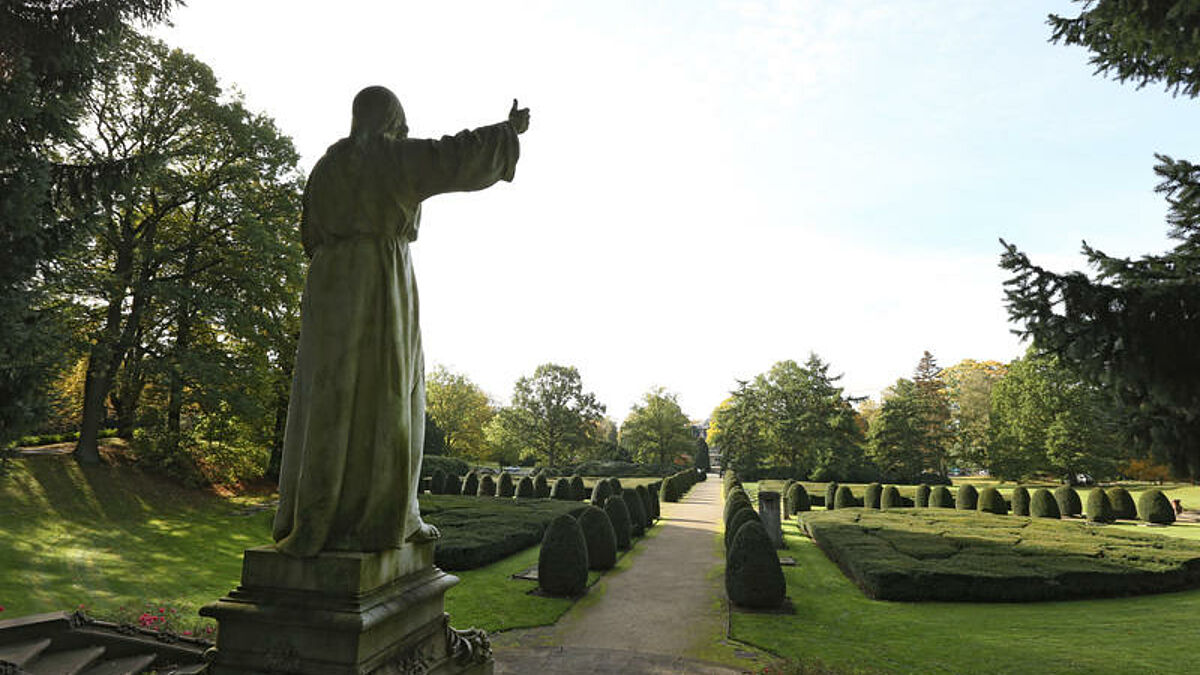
[{"xmin": 201, "ymin": 543, "xmax": 492, "ymax": 675}]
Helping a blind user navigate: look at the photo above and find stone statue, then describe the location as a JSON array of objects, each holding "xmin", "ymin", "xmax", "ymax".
[{"xmin": 272, "ymin": 86, "xmax": 529, "ymax": 557}]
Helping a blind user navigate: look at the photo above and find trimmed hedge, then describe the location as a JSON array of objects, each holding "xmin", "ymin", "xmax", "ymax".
[
  {"xmin": 577, "ymin": 505, "xmax": 618, "ymax": 570},
  {"xmin": 881, "ymin": 486, "xmax": 902, "ymax": 510},
  {"xmin": 1011, "ymin": 487, "xmax": 1031, "ymax": 516},
  {"xmin": 1108, "ymin": 487, "xmax": 1137, "ymax": 520},
  {"xmin": 1138, "ymin": 489, "xmax": 1176, "ymax": 525},
  {"xmin": 570, "ymin": 475, "xmax": 587, "ymax": 501},
  {"xmin": 444, "ymin": 473, "xmax": 462, "ymax": 495},
  {"xmin": 551, "ymin": 477, "xmax": 573, "ymax": 500},
  {"xmin": 834, "ymin": 485, "xmax": 857, "ymax": 510},
  {"xmin": 430, "ymin": 470, "xmax": 446, "ymax": 495},
  {"xmin": 1055, "ymin": 486, "xmax": 1082, "ymax": 517},
  {"xmin": 1086, "ymin": 488, "xmax": 1116, "ymax": 524},
  {"xmin": 864, "ymin": 483, "xmax": 883, "ymax": 509},
  {"xmin": 929, "ymin": 486, "xmax": 954, "ymax": 508},
  {"xmin": 534, "ymin": 474, "xmax": 550, "ymax": 499},
  {"xmin": 662, "ymin": 468, "xmax": 700, "ymax": 502},
  {"xmin": 538, "ymin": 513, "xmax": 589, "ymax": 596},
  {"xmin": 726, "ymin": 505, "xmax": 760, "ymax": 550},
  {"xmin": 725, "ymin": 519, "xmax": 786, "ymax": 609},
  {"xmin": 421, "ymin": 495, "xmax": 584, "ymax": 570},
  {"xmin": 647, "ymin": 483, "xmax": 661, "ymax": 519},
  {"xmin": 590, "ymin": 480, "xmax": 612, "ymax": 507},
  {"xmin": 636, "ymin": 484, "xmax": 653, "ymax": 528},
  {"xmin": 608, "ymin": 477, "xmax": 624, "ymax": 494},
  {"xmin": 498, "ymin": 472, "xmax": 515, "ymax": 498},
  {"xmin": 915, "ymin": 484, "xmax": 930, "ymax": 508},
  {"xmin": 825, "ymin": 482, "xmax": 840, "ymax": 511},
  {"xmin": 725, "ymin": 488, "xmax": 753, "ymax": 525},
  {"xmin": 956, "ymin": 484, "xmax": 978, "ymax": 511},
  {"xmin": 787, "ymin": 482, "xmax": 811, "ymax": 514},
  {"xmin": 605, "ymin": 495, "xmax": 633, "ymax": 550},
  {"xmin": 977, "ymin": 487, "xmax": 1007, "ymax": 515},
  {"xmin": 1031, "ymin": 489, "xmax": 1061, "ymax": 519},
  {"xmin": 516, "ymin": 476, "xmax": 534, "ymax": 498},
  {"xmin": 461, "ymin": 472, "xmax": 480, "ymax": 497},
  {"xmin": 477, "ymin": 474, "xmax": 497, "ymax": 497},
  {"xmin": 623, "ymin": 487, "xmax": 647, "ymax": 537},
  {"xmin": 421, "ymin": 455, "xmax": 469, "ymax": 479}
]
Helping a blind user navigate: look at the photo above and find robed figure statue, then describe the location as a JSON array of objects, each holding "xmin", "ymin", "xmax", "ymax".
[{"xmin": 273, "ymin": 86, "xmax": 529, "ymax": 557}]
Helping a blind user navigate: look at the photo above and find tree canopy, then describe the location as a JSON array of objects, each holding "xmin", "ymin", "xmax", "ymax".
[
  {"xmin": 426, "ymin": 366, "xmax": 494, "ymax": 461},
  {"xmin": 619, "ymin": 387, "xmax": 694, "ymax": 467},
  {"xmin": 495, "ymin": 363, "xmax": 604, "ymax": 467}
]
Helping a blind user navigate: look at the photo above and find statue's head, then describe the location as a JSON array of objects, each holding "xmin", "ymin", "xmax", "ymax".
[{"xmin": 350, "ymin": 85, "xmax": 407, "ymax": 142}]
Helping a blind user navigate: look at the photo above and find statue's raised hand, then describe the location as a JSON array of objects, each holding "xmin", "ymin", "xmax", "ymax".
[{"xmin": 508, "ymin": 98, "xmax": 530, "ymax": 134}]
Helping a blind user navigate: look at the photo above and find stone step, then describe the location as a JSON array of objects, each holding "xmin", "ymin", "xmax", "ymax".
[
  {"xmin": 78, "ymin": 653, "xmax": 157, "ymax": 675},
  {"xmin": 0, "ymin": 638, "xmax": 53, "ymax": 667},
  {"xmin": 26, "ymin": 645, "xmax": 106, "ymax": 675}
]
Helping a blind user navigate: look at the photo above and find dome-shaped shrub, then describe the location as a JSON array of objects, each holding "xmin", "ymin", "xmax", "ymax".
[
  {"xmin": 591, "ymin": 480, "xmax": 612, "ymax": 507},
  {"xmin": 864, "ymin": 482, "xmax": 883, "ymax": 509},
  {"xmin": 623, "ymin": 488, "xmax": 647, "ymax": 537},
  {"xmin": 498, "ymin": 472, "xmax": 515, "ymax": 497},
  {"xmin": 1108, "ymin": 487, "xmax": 1137, "ymax": 520},
  {"xmin": 462, "ymin": 471, "xmax": 479, "ymax": 496},
  {"xmin": 825, "ymin": 482, "xmax": 839, "ymax": 510},
  {"xmin": 648, "ymin": 483, "xmax": 661, "ymax": 519},
  {"xmin": 956, "ymin": 484, "xmax": 978, "ymax": 511},
  {"xmin": 977, "ymin": 487, "xmax": 1007, "ymax": 515},
  {"xmin": 552, "ymin": 477, "xmax": 573, "ymax": 500},
  {"xmin": 570, "ymin": 475, "xmax": 587, "ymax": 501},
  {"xmin": 725, "ymin": 505, "xmax": 761, "ymax": 550},
  {"xmin": 929, "ymin": 486, "xmax": 953, "ymax": 508},
  {"xmin": 787, "ymin": 483, "xmax": 811, "ymax": 514},
  {"xmin": 444, "ymin": 473, "xmax": 462, "ymax": 495},
  {"xmin": 725, "ymin": 488, "xmax": 752, "ymax": 525},
  {"xmin": 538, "ymin": 514, "xmax": 589, "ymax": 596},
  {"xmin": 636, "ymin": 485, "xmax": 653, "ymax": 527},
  {"xmin": 915, "ymin": 484, "xmax": 931, "ymax": 508},
  {"xmin": 1138, "ymin": 489, "xmax": 1176, "ymax": 525},
  {"xmin": 1086, "ymin": 488, "xmax": 1115, "ymax": 523},
  {"xmin": 577, "ymin": 505, "xmax": 618, "ymax": 570},
  {"xmin": 534, "ymin": 474, "xmax": 550, "ymax": 498},
  {"xmin": 1031, "ymin": 488, "xmax": 1061, "ymax": 519},
  {"xmin": 725, "ymin": 520, "xmax": 786, "ymax": 609},
  {"xmin": 478, "ymin": 474, "xmax": 497, "ymax": 497},
  {"xmin": 604, "ymin": 495, "xmax": 633, "ymax": 550},
  {"xmin": 834, "ymin": 485, "xmax": 857, "ymax": 509},
  {"xmin": 1011, "ymin": 486, "xmax": 1031, "ymax": 516},
  {"xmin": 516, "ymin": 475, "xmax": 534, "ymax": 498},
  {"xmin": 1055, "ymin": 486, "xmax": 1082, "ymax": 517},
  {"xmin": 431, "ymin": 470, "xmax": 446, "ymax": 495},
  {"xmin": 881, "ymin": 486, "xmax": 902, "ymax": 509},
  {"xmin": 608, "ymin": 477, "xmax": 623, "ymax": 493}
]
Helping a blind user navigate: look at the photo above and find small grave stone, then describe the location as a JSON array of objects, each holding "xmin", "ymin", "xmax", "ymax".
[{"xmin": 758, "ymin": 490, "xmax": 784, "ymax": 549}]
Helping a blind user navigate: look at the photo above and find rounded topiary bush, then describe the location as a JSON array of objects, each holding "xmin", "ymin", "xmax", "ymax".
[
  {"xmin": 604, "ymin": 495, "xmax": 633, "ymax": 550},
  {"xmin": 462, "ymin": 471, "xmax": 479, "ymax": 496},
  {"xmin": 881, "ymin": 485, "xmax": 902, "ymax": 509},
  {"xmin": 929, "ymin": 485, "xmax": 954, "ymax": 508},
  {"xmin": 956, "ymin": 484, "xmax": 978, "ymax": 511},
  {"xmin": 431, "ymin": 470, "xmax": 446, "ymax": 495},
  {"xmin": 1055, "ymin": 486, "xmax": 1082, "ymax": 517},
  {"xmin": 725, "ymin": 520, "xmax": 786, "ymax": 610},
  {"xmin": 834, "ymin": 485, "xmax": 856, "ymax": 509},
  {"xmin": 1011, "ymin": 486, "xmax": 1031, "ymax": 516},
  {"xmin": 576, "ymin": 505, "xmax": 618, "ymax": 570},
  {"xmin": 1108, "ymin": 487, "xmax": 1137, "ymax": 520},
  {"xmin": 636, "ymin": 485, "xmax": 653, "ymax": 527},
  {"xmin": 1031, "ymin": 488, "xmax": 1061, "ymax": 519},
  {"xmin": 444, "ymin": 473, "xmax": 462, "ymax": 495},
  {"xmin": 648, "ymin": 483, "xmax": 661, "ymax": 519},
  {"xmin": 1138, "ymin": 489, "xmax": 1176, "ymax": 525},
  {"xmin": 478, "ymin": 474, "xmax": 497, "ymax": 497},
  {"xmin": 725, "ymin": 488, "xmax": 752, "ymax": 525},
  {"xmin": 623, "ymin": 487, "xmax": 647, "ymax": 537},
  {"xmin": 915, "ymin": 484, "xmax": 931, "ymax": 508},
  {"xmin": 570, "ymin": 475, "xmax": 587, "ymax": 501},
  {"xmin": 1086, "ymin": 488, "xmax": 1116, "ymax": 523},
  {"xmin": 534, "ymin": 474, "xmax": 550, "ymax": 498},
  {"xmin": 825, "ymin": 482, "xmax": 839, "ymax": 511},
  {"xmin": 864, "ymin": 482, "xmax": 883, "ymax": 509},
  {"xmin": 498, "ymin": 472, "xmax": 515, "ymax": 497},
  {"xmin": 552, "ymin": 477, "xmax": 573, "ymax": 500},
  {"xmin": 538, "ymin": 514, "xmax": 589, "ymax": 597},
  {"xmin": 787, "ymin": 482, "xmax": 810, "ymax": 514},
  {"xmin": 608, "ymin": 477, "xmax": 624, "ymax": 493},
  {"xmin": 977, "ymin": 487, "xmax": 1007, "ymax": 515},
  {"xmin": 591, "ymin": 480, "xmax": 612, "ymax": 507},
  {"xmin": 516, "ymin": 475, "xmax": 534, "ymax": 498},
  {"xmin": 725, "ymin": 505, "xmax": 761, "ymax": 550}
]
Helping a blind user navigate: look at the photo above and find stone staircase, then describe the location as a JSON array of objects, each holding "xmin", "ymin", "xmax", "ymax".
[{"xmin": 0, "ymin": 612, "xmax": 209, "ymax": 674}]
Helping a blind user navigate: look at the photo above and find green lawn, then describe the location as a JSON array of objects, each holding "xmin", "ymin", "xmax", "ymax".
[{"xmin": 733, "ymin": 519, "xmax": 1200, "ymax": 674}]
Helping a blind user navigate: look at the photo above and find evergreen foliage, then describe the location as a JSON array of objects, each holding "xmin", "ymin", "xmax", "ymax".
[
  {"xmin": 477, "ymin": 474, "xmax": 497, "ymax": 497},
  {"xmin": 623, "ymin": 487, "xmax": 647, "ymax": 537},
  {"xmin": 1055, "ymin": 486, "xmax": 1083, "ymax": 517},
  {"xmin": 977, "ymin": 487, "xmax": 1007, "ymax": 515},
  {"xmin": 537, "ymin": 514, "xmax": 589, "ymax": 597},
  {"xmin": 431, "ymin": 470, "xmax": 446, "ymax": 495},
  {"xmin": 1086, "ymin": 488, "xmax": 1116, "ymax": 523},
  {"xmin": 1031, "ymin": 489, "xmax": 1061, "ymax": 519},
  {"xmin": 724, "ymin": 488, "xmax": 752, "ymax": 524},
  {"xmin": 881, "ymin": 485, "xmax": 902, "ymax": 509},
  {"xmin": 787, "ymin": 482, "xmax": 811, "ymax": 513},
  {"xmin": 552, "ymin": 477, "xmax": 573, "ymax": 500},
  {"xmin": 864, "ymin": 482, "xmax": 883, "ymax": 509},
  {"xmin": 956, "ymin": 484, "xmax": 978, "ymax": 511},
  {"xmin": 834, "ymin": 485, "xmax": 857, "ymax": 509},
  {"xmin": 569, "ymin": 475, "xmax": 586, "ymax": 501},
  {"xmin": 929, "ymin": 486, "xmax": 954, "ymax": 508},
  {"xmin": 1108, "ymin": 486, "xmax": 1137, "ymax": 520},
  {"xmin": 725, "ymin": 520, "xmax": 786, "ymax": 609},
  {"xmin": 590, "ymin": 479, "xmax": 611, "ymax": 507},
  {"xmin": 1138, "ymin": 489, "xmax": 1176, "ymax": 525},
  {"xmin": 576, "ymin": 505, "xmax": 618, "ymax": 570},
  {"xmin": 517, "ymin": 475, "xmax": 535, "ymax": 499},
  {"xmin": 635, "ymin": 484, "xmax": 653, "ymax": 527},
  {"xmin": 608, "ymin": 477, "xmax": 624, "ymax": 493},
  {"xmin": 462, "ymin": 471, "xmax": 480, "ymax": 496},
  {"xmin": 498, "ymin": 472, "xmax": 515, "ymax": 498},
  {"xmin": 915, "ymin": 484, "xmax": 931, "ymax": 508},
  {"xmin": 825, "ymin": 482, "xmax": 840, "ymax": 510},
  {"xmin": 1011, "ymin": 486, "xmax": 1031, "ymax": 516},
  {"xmin": 604, "ymin": 495, "xmax": 633, "ymax": 550},
  {"xmin": 726, "ymin": 505, "xmax": 761, "ymax": 550},
  {"xmin": 648, "ymin": 483, "xmax": 661, "ymax": 519},
  {"xmin": 534, "ymin": 474, "xmax": 550, "ymax": 498},
  {"xmin": 444, "ymin": 473, "xmax": 462, "ymax": 495}
]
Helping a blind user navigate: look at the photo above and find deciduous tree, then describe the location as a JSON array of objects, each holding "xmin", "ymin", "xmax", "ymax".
[
  {"xmin": 426, "ymin": 366, "xmax": 494, "ymax": 461},
  {"xmin": 500, "ymin": 364, "xmax": 604, "ymax": 467},
  {"xmin": 619, "ymin": 387, "xmax": 694, "ymax": 467}
]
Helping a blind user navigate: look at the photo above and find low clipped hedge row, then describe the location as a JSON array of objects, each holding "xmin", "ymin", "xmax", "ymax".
[
  {"xmin": 421, "ymin": 495, "xmax": 586, "ymax": 570},
  {"xmin": 663, "ymin": 468, "xmax": 703, "ymax": 502},
  {"xmin": 723, "ymin": 478, "xmax": 785, "ymax": 609}
]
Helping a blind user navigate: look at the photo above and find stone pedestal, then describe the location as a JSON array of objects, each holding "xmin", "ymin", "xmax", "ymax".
[{"xmin": 201, "ymin": 543, "xmax": 492, "ymax": 675}]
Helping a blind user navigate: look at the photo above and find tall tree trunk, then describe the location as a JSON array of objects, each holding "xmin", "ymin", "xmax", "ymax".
[
  {"xmin": 166, "ymin": 249, "xmax": 195, "ymax": 453},
  {"xmin": 76, "ymin": 238, "xmax": 133, "ymax": 465}
]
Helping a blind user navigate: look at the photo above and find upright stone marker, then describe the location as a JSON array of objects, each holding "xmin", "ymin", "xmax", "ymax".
[
  {"xmin": 203, "ymin": 86, "xmax": 530, "ymax": 674},
  {"xmin": 758, "ymin": 490, "xmax": 784, "ymax": 549}
]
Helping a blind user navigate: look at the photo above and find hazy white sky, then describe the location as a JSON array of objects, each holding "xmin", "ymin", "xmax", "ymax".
[{"xmin": 153, "ymin": 1, "xmax": 1198, "ymax": 422}]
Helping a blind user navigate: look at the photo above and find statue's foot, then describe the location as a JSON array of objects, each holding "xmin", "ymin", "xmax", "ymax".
[{"xmin": 406, "ymin": 521, "xmax": 441, "ymax": 544}]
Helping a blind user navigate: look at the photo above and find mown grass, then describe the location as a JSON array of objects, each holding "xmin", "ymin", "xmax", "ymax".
[{"xmin": 733, "ymin": 524, "xmax": 1200, "ymax": 674}]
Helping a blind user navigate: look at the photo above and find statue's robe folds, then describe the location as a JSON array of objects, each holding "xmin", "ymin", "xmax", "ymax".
[{"xmin": 273, "ymin": 122, "xmax": 519, "ymax": 557}]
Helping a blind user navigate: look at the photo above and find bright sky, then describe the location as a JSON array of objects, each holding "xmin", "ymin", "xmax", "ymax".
[{"xmin": 153, "ymin": 1, "xmax": 1199, "ymax": 422}]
